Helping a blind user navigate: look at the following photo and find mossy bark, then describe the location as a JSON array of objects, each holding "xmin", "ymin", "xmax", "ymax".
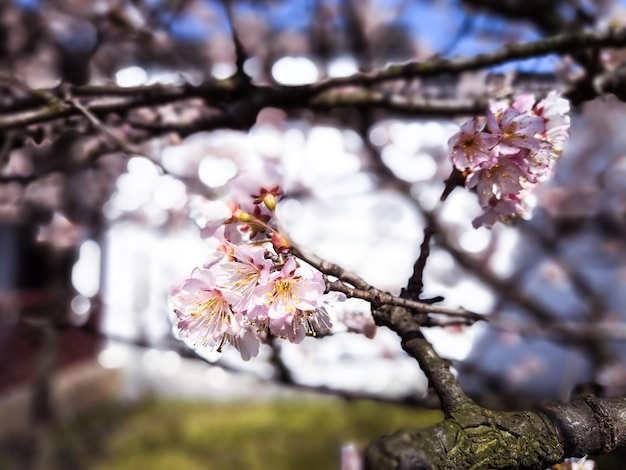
[
  {"xmin": 364, "ymin": 396, "xmax": 626, "ymax": 469},
  {"xmin": 368, "ymin": 305, "xmax": 626, "ymax": 469},
  {"xmin": 364, "ymin": 404, "xmax": 562, "ymax": 469}
]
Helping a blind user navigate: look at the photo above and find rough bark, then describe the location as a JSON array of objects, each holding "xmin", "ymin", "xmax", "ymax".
[
  {"xmin": 366, "ymin": 305, "xmax": 626, "ymax": 469},
  {"xmin": 364, "ymin": 396, "xmax": 626, "ymax": 469}
]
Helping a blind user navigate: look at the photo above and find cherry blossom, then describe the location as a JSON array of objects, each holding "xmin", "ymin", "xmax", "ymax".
[
  {"xmin": 224, "ymin": 326, "xmax": 262, "ymax": 361},
  {"xmin": 217, "ymin": 242, "xmax": 272, "ymax": 310},
  {"xmin": 251, "ymin": 257, "xmax": 328, "ymax": 342},
  {"xmin": 170, "ymin": 186, "xmax": 345, "ymax": 360},
  {"xmin": 448, "ymin": 117, "xmax": 499, "ymax": 169},
  {"xmin": 535, "ymin": 91, "xmax": 571, "ymax": 153},
  {"xmin": 470, "ymin": 194, "xmax": 527, "ymax": 229},
  {"xmin": 171, "ymin": 268, "xmax": 244, "ymax": 349},
  {"xmin": 487, "ymin": 106, "xmax": 545, "ymax": 155},
  {"xmin": 449, "ymin": 92, "xmax": 570, "ymax": 228}
]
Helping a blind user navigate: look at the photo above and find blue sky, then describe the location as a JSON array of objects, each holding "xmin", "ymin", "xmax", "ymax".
[{"xmin": 11, "ymin": 0, "xmax": 609, "ymax": 73}]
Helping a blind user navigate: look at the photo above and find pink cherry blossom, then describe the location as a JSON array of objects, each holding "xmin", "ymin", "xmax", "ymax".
[
  {"xmin": 525, "ymin": 140, "xmax": 558, "ymax": 181},
  {"xmin": 217, "ymin": 242, "xmax": 272, "ymax": 310},
  {"xmin": 337, "ymin": 309, "xmax": 377, "ymax": 338},
  {"xmin": 471, "ymin": 194, "xmax": 526, "ymax": 229},
  {"xmin": 487, "ymin": 107, "xmax": 545, "ymax": 155},
  {"xmin": 170, "ymin": 185, "xmax": 347, "ymax": 359},
  {"xmin": 448, "ymin": 117, "xmax": 499, "ymax": 170},
  {"xmin": 466, "ymin": 157, "xmax": 528, "ymax": 204},
  {"xmin": 535, "ymin": 91, "xmax": 571, "ymax": 152},
  {"xmin": 271, "ymin": 307, "xmax": 333, "ymax": 343},
  {"xmin": 511, "ymin": 93, "xmax": 536, "ymax": 113},
  {"xmin": 251, "ymin": 257, "xmax": 329, "ymax": 342},
  {"xmin": 225, "ymin": 326, "xmax": 262, "ymax": 361},
  {"xmin": 171, "ymin": 267, "xmax": 244, "ymax": 349},
  {"xmin": 449, "ymin": 92, "xmax": 570, "ymax": 229}
]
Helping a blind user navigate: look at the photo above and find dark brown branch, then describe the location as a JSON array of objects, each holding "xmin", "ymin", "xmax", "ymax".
[
  {"xmin": 0, "ymin": 81, "xmax": 239, "ymax": 130},
  {"xmin": 310, "ymin": 91, "xmax": 490, "ymax": 117},
  {"xmin": 1, "ymin": 27, "xmax": 625, "ymax": 138},
  {"xmin": 373, "ymin": 305, "xmax": 475, "ymax": 417},
  {"xmin": 402, "ymin": 227, "xmax": 435, "ymax": 301},
  {"xmin": 68, "ymin": 98, "xmax": 167, "ymax": 172},
  {"xmin": 324, "ymin": 279, "xmax": 482, "ymax": 321},
  {"xmin": 221, "ymin": 0, "xmax": 249, "ymax": 83},
  {"xmin": 419, "ymin": 207, "xmax": 559, "ymax": 323},
  {"xmin": 296, "ymin": 245, "xmax": 477, "ymax": 415},
  {"xmin": 292, "ymin": 246, "xmax": 372, "ymax": 291},
  {"xmin": 295, "ymin": 244, "xmax": 483, "ymax": 321},
  {"xmin": 313, "ymin": 27, "xmax": 626, "ymax": 93}
]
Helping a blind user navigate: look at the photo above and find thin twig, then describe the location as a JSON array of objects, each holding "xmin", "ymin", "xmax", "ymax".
[
  {"xmin": 292, "ymin": 246, "xmax": 372, "ymax": 291},
  {"xmin": 68, "ymin": 97, "xmax": 167, "ymax": 173},
  {"xmin": 312, "ymin": 27, "xmax": 626, "ymax": 93},
  {"xmin": 326, "ymin": 279, "xmax": 483, "ymax": 321},
  {"xmin": 402, "ymin": 227, "xmax": 435, "ymax": 301}
]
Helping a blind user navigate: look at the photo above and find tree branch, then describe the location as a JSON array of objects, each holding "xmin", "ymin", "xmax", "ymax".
[
  {"xmin": 2, "ymin": 27, "xmax": 626, "ymax": 140},
  {"xmin": 364, "ymin": 395, "xmax": 626, "ymax": 469},
  {"xmin": 312, "ymin": 27, "xmax": 626, "ymax": 92},
  {"xmin": 374, "ymin": 305, "xmax": 475, "ymax": 417}
]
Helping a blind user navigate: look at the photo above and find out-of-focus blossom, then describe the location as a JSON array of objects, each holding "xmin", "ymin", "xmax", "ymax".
[
  {"xmin": 470, "ymin": 193, "xmax": 527, "ymax": 229},
  {"xmin": 341, "ymin": 444, "xmax": 363, "ymax": 470},
  {"xmin": 449, "ymin": 117, "xmax": 499, "ymax": 169},
  {"xmin": 536, "ymin": 91, "xmax": 571, "ymax": 153},
  {"xmin": 549, "ymin": 455, "xmax": 595, "ymax": 470},
  {"xmin": 337, "ymin": 309, "xmax": 378, "ymax": 339},
  {"xmin": 224, "ymin": 326, "xmax": 262, "ymax": 361},
  {"xmin": 487, "ymin": 105, "xmax": 545, "ymax": 155},
  {"xmin": 189, "ymin": 198, "xmax": 235, "ymax": 239},
  {"xmin": 448, "ymin": 92, "xmax": 570, "ymax": 228}
]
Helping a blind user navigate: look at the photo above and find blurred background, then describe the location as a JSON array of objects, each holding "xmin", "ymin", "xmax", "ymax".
[{"xmin": 3, "ymin": 0, "xmax": 626, "ymax": 468}]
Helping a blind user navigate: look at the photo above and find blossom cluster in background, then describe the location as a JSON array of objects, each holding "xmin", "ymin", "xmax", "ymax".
[
  {"xmin": 170, "ymin": 187, "xmax": 340, "ymax": 360},
  {"xmin": 549, "ymin": 455, "xmax": 595, "ymax": 470},
  {"xmin": 448, "ymin": 91, "xmax": 571, "ymax": 228}
]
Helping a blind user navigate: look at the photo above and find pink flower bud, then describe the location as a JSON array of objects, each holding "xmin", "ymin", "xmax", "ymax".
[{"xmin": 272, "ymin": 231, "xmax": 291, "ymax": 252}]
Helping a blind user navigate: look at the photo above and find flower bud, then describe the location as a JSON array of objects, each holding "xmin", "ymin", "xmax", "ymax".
[
  {"xmin": 233, "ymin": 208, "xmax": 253, "ymax": 223},
  {"xmin": 262, "ymin": 193, "xmax": 277, "ymax": 211},
  {"xmin": 272, "ymin": 231, "xmax": 291, "ymax": 252}
]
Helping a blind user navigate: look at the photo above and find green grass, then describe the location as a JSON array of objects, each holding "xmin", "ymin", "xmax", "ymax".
[{"xmin": 51, "ymin": 397, "xmax": 442, "ymax": 470}]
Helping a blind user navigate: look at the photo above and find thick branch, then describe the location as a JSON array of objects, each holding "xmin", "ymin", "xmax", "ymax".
[{"xmin": 365, "ymin": 396, "xmax": 626, "ymax": 469}]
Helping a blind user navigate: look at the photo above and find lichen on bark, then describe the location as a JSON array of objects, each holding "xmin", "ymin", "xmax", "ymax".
[
  {"xmin": 367, "ymin": 304, "xmax": 626, "ymax": 469},
  {"xmin": 364, "ymin": 404, "xmax": 564, "ymax": 469}
]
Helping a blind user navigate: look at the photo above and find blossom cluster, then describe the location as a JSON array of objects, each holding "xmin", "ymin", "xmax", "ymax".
[
  {"xmin": 448, "ymin": 91, "xmax": 570, "ymax": 228},
  {"xmin": 170, "ymin": 187, "xmax": 338, "ymax": 360}
]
